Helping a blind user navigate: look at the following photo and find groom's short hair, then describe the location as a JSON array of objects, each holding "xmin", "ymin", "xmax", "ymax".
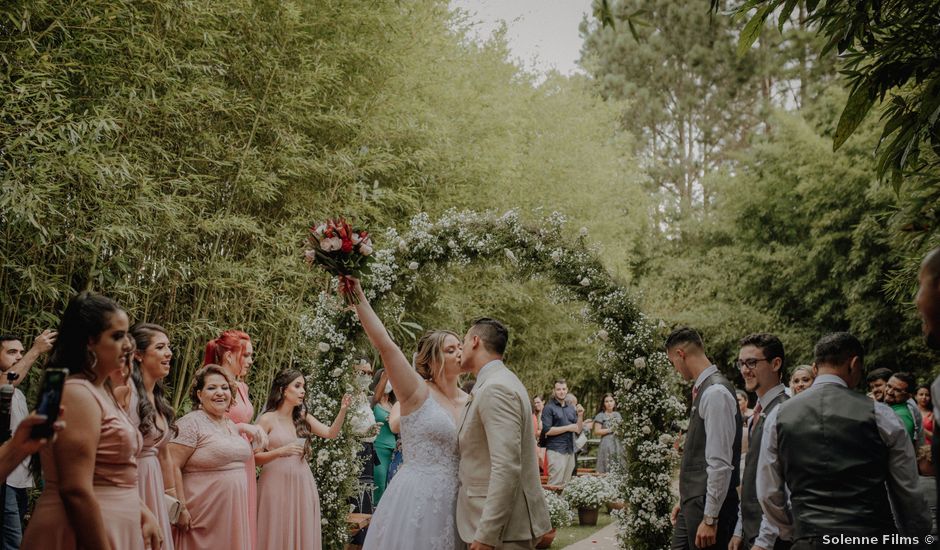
[{"xmin": 470, "ymin": 317, "xmax": 508, "ymax": 356}]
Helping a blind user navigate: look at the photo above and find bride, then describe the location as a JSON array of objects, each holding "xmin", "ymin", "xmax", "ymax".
[{"xmin": 350, "ymin": 278, "xmax": 467, "ymax": 550}]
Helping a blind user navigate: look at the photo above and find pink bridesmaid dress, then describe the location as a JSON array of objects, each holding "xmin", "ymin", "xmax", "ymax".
[
  {"xmin": 256, "ymin": 420, "xmax": 321, "ymax": 550},
  {"xmin": 171, "ymin": 410, "xmax": 252, "ymax": 550},
  {"xmin": 22, "ymin": 378, "xmax": 145, "ymax": 550},
  {"xmin": 226, "ymin": 381, "xmax": 258, "ymax": 550},
  {"xmin": 129, "ymin": 384, "xmax": 175, "ymax": 550}
]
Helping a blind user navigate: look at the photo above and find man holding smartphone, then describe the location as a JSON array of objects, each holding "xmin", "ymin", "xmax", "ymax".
[{"xmin": 0, "ymin": 330, "xmax": 56, "ymax": 550}]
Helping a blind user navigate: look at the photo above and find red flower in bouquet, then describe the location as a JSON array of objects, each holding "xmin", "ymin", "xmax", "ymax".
[{"xmin": 304, "ymin": 218, "xmax": 374, "ymax": 303}]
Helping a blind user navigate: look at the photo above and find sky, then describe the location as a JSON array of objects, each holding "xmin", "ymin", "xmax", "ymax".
[{"xmin": 450, "ymin": 0, "xmax": 595, "ymax": 76}]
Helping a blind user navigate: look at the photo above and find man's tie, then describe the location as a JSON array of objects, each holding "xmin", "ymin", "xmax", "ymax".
[
  {"xmin": 692, "ymin": 385, "xmax": 699, "ymax": 402},
  {"xmin": 749, "ymin": 402, "xmax": 762, "ymax": 436}
]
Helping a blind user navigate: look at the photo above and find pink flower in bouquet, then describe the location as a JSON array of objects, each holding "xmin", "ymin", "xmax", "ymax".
[{"xmin": 304, "ymin": 217, "xmax": 374, "ymax": 303}]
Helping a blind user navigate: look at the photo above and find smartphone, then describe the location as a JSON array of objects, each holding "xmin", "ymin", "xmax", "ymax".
[{"xmin": 30, "ymin": 368, "xmax": 68, "ymax": 439}]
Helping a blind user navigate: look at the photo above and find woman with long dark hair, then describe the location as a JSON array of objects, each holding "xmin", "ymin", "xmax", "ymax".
[
  {"xmin": 22, "ymin": 292, "xmax": 161, "ymax": 550},
  {"xmin": 593, "ymin": 393, "xmax": 623, "ymax": 474},
  {"xmin": 129, "ymin": 322, "xmax": 181, "ymax": 549},
  {"xmin": 255, "ymin": 369, "xmax": 350, "ymax": 549}
]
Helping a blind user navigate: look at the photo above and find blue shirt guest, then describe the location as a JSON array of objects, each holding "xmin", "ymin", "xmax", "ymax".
[
  {"xmin": 666, "ymin": 327, "xmax": 741, "ymax": 550},
  {"xmin": 757, "ymin": 332, "xmax": 930, "ymax": 546},
  {"xmin": 540, "ymin": 379, "xmax": 582, "ymax": 487}
]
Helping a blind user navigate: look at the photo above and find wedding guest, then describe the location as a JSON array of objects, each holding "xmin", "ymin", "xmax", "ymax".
[
  {"xmin": 729, "ymin": 333, "xmax": 789, "ymax": 550},
  {"xmin": 916, "ymin": 385, "xmax": 934, "ymax": 445},
  {"xmin": 757, "ymin": 332, "xmax": 930, "ymax": 543},
  {"xmin": 788, "ymin": 365, "xmax": 814, "ymax": 395},
  {"xmin": 533, "ymin": 396, "xmax": 548, "ymax": 475},
  {"xmin": 565, "ymin": 393, "xmax": 588, "ymax": 478},
  {"xmin": 665, "ymin": 327, "xmax": 740, "ymax": 550},
  {"xmin": 735, "ymin": 389, "xmax": 753, "ymax": 457},
  {"xmin": 593, "ymin": 393, "xmax": 623, "ymax": 474},
  {"xmin": 255, "ymin": 369, "xmax": 351, "ymax": 550},
  {"xmin": 885, "ymin": 372, "xmax": 918, "ymax": 443},
  {"xmin": 370, "ymin": 369, "xmax": 396, "ymax": 504},
  {"xmin": 204, "ymin": 330, "xmax": 266, "ymax": 549},
  {"xmin": 169, "ymin": 364, "xmax": 254, "ymax": 550},
  {"xmin": 866, "ymin": 367, "xmax": 893, "ymax": 402},
  {"xmin": 129, "ymin": 323, "xmax": 179, "ymax": 550},
  {"xmin": 22, "ymin": 292, "xmax": 161, "ymax": 550},
  {"xmin": 0, "ymin": 329, "xmax": 55, "ymax": 548},
  {"xmin": 541, "ymin": 379, "xmax": 582, "ymax": 487}
]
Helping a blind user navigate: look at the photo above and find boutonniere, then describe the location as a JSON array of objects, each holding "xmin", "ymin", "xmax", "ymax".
[{"xmin": 465, "ymin": 393, "xmax": 475, "ymax": 407}]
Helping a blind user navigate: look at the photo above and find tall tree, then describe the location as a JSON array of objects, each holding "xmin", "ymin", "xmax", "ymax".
[{"xmin": 582, "ymin": 0, "xmax": 770, "ymax": 225}]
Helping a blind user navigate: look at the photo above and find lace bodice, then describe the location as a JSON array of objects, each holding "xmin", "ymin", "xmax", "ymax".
[
  {"xmin": 400, "ymin": 395, "xmax": 459, "ymax": 475},
  {"xmin": 172, "ymin": 410, "xmax": 252, "ymax": 473}
]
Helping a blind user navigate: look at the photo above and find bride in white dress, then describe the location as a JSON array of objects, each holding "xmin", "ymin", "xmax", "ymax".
[{"xmin": 350, "ymin": 279, "xmax": 468, "ymax": 550}]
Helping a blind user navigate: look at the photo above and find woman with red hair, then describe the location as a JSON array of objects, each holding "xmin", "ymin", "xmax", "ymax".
[{"xmin": 204, "ymin": 330, "xmax": 266, "ymax": 550}]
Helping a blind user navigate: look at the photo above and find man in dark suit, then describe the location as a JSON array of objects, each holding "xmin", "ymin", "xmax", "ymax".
[
  {"xmin": 757, "ymin": 332, "xmax": 930, "ymax": 549},
  {"xmin": 730, "ymin": 333, "xmax": 790, "ymax": 550},
  {"xmin": 666, "ymin": 327, "xmax": 741, "ymax": 550}
]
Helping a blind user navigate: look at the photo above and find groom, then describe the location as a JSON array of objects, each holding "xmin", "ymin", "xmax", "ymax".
[{"xmin": 457, "ymin": 318, "xmax": 551, "ymax": 550}]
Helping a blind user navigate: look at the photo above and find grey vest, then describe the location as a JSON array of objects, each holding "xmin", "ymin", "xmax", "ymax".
[
  {"xmin": 741, "ymin": 389, "xmax": 788, "ymax": 544},
  {"xmin": 679, "ymin": 371, "xmax": 742, "ymax": 508},
  {"xmin": 777, "ymin": 383, "xmax": 894, "ymax": 539}
]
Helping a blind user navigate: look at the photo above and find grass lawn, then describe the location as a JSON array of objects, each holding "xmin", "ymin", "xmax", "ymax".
[{"xmin": 552, "ymin": 509, "xmax": 614, "ymax": 548}]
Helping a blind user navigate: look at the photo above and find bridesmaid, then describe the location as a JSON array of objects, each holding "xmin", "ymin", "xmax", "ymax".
[
  {"xmin": 129, "ymin": 323, "xmax": 181, "ymax": 550},
  {"xmin": 169, "ymin": 364, "xmax": 254, "ymax": 550},
  {"xmin": 370, "ymin": 369, "xmax": 397, "ymax": 505},
  {"xmin": 22, "ymin": 292, "xmax": 161, "ymax": 550},
  {"xmin": 204, "ymin": 330, "xmax": 266, "ymax": 549},
  {"xmin": 255, "ymin": 369, "xmax": 351, "ymax": 550}
]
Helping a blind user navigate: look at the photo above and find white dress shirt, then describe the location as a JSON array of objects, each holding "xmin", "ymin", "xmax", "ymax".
[
  {"xmin": 693, "ymin": 365, "xmax": 739, "ymax": 518},
  {"xmin": 756, "ymin": 374, "xmax": 930, "ymax": 540}
]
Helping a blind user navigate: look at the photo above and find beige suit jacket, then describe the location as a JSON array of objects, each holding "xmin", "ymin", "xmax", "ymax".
[{"xmin": 456, "ymin": 361, "xmax": 551, "ymax": 546}]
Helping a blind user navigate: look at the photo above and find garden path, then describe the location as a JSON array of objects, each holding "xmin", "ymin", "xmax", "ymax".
[{"xmin": 561, "ymin": 521, "xmax": 619, "ymax": 549}]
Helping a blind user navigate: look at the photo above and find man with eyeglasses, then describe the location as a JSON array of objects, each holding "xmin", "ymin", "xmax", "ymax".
[
  {"xmin": 665, "ymin": 327, "xmax": 740, "ymax": 550},
  {"xmin": 730, "ymin": 333, "xmax": 790, "ymax": 550},
  {"xmin": 756, "ymin": 332, "xmax": 930, "ymax": 546}
]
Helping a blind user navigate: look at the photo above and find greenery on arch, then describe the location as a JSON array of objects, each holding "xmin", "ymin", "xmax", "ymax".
[{"xmin": 300, "ymin": 209, "xmax": 683, "ymax": 550}]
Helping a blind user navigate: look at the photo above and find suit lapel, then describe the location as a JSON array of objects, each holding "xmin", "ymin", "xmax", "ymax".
[{"xmin": 457, "ymin": 363, "xmax": 505, "ymax": 441}]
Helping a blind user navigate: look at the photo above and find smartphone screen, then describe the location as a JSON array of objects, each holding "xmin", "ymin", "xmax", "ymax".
[{"xmin": 31, "ymin": 368, "xmax": 68, "ymax": 439}]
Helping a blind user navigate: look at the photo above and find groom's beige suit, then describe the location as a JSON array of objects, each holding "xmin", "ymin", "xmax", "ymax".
[{"xmin": 456, "ymin": 360, "xmax": 551, "ymax": 549}]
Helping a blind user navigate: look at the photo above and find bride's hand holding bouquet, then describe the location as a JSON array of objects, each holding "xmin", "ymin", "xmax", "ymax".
[{"xmin": 303, "ymin": 218, "xmax": 373, "ymax": 303}]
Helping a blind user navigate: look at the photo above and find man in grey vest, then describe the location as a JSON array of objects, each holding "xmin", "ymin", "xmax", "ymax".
[
  {"xmin": 757, "ymin": 332, "xmax": 930, "ymax": 548},
  {"xmin": 730, "ymin": 333, "xmax": 790, "ymax": 550},
  {"xmin": 666, "ymin": 327, "xmax": 741, "ymax": 550}
]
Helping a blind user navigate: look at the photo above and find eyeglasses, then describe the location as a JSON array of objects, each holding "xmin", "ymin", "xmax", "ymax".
[{"xmin": 736, "ymin": 357, "xmax": 769, "ymax": 371}]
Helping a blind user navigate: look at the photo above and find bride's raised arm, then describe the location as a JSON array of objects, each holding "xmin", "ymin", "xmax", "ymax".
[{"xmin": 350, "ymin": 278, "xmax": 427, "ymax": 410}]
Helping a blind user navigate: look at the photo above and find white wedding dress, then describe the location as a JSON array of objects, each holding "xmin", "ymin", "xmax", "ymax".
[{"xmin": 362, "ymin": 394, "xmax": 462, "ymax": 550}]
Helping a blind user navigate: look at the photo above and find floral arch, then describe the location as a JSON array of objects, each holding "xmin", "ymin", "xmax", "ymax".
[{"xmin": 299, "ymin": 209, "xmax": 684, "ymax": 550}]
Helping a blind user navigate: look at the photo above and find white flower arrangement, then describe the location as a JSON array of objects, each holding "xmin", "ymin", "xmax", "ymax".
[
  {"xmin": 298, "ymin": 209, "xmax": 681, "ymax": 550},
  {"xmin": 543, "ymin": 488, "xmax": 575, "ymax": 528},
  {"xmin": 563, "ymin": 475, "xmax": 617, "ymax": 509}
]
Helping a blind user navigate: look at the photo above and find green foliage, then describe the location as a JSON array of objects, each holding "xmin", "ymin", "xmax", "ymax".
[{"xmin": 730, "ymin": 0, "xmax": 940, "ymax": 183}]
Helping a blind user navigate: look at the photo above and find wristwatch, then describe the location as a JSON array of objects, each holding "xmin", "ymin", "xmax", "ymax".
[{"xmin": 703, "ymin": 515, "xmax": 717, "ymax": 526}]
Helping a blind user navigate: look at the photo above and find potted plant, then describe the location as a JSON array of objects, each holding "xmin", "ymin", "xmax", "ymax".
[
  {"xmin": 537, "ymin": 489, "xmax": 574, "ymax": 548},
  {"xmin": 562, "ymin": 475, "xmax": 615, "ymax": 526}
]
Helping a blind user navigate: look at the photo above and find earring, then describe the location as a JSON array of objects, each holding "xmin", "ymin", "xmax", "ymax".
[{"xmin": 88, "ymin": 350, "xmax": 98, "ymax": 371}]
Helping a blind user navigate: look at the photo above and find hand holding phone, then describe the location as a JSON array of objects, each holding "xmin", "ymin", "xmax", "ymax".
[{"xmin": 31, "ymin": 369, "xmax": 68, "ymax": 439}]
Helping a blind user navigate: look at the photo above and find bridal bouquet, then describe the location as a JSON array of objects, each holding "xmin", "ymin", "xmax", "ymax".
[{"xmin": 303, "ymin": 218, "xmax": 374, "ymax": 303}]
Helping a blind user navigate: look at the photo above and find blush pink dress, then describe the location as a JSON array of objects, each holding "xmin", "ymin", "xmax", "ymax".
[
  {"xmin": 22, "ymin": 378, "xmax": 144, "ymax": 550},
  {"xmin": 226, "ymin": 381, "xmax": 257, "ymax": 549},
  {"xmin": 129, "ymin": 384, "xmax": 175, "ymax": 550},
  {"xmin": 256, "ymin": 419, "xmax": 321, "ymax": 550},
  {"xmin": 171, "ymin": 410, "xmax": 252, "ymax": 550}
]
